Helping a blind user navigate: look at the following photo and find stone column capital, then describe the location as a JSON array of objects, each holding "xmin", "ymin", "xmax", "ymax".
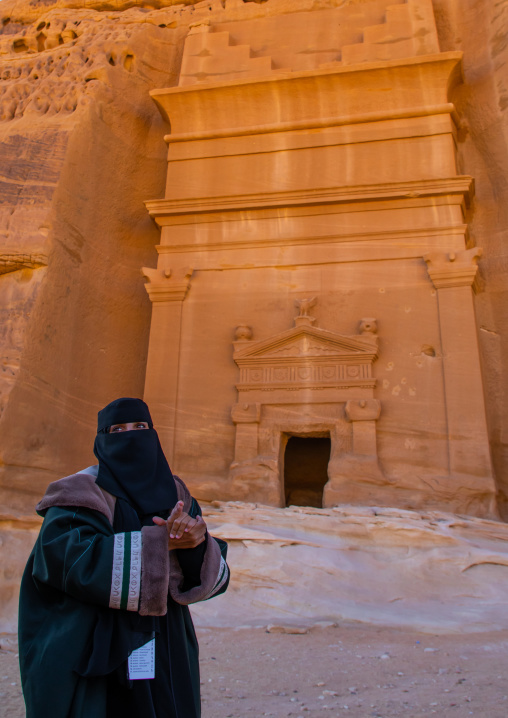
[
  {"xmin": 345, "ymin": 399, "xmax": 381, "ymax": 422},
  {"xmin": 231, "ymin": 402, "xmax": 261, "ymax": 424},
  {"xmin": 424, "ymin": 248, "xmax": 482, "ymax": 290},
  {"xmin": 142, "ymin": 266, "xmax": 194, "ymax": 303}
]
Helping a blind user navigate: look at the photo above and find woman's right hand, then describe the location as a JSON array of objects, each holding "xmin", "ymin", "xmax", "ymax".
[{"xmin": 153, "ymin": 501, "xmax": 207, "ymax": 550}]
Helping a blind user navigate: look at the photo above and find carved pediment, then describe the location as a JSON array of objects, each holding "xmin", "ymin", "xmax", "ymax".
[
  {"xmin": 233, "ymin": 326, "xmax": 378, "ymax": 364},
  {"xmin": 233, "ymin": 323, "xmax": 379, "ymax": 394}
]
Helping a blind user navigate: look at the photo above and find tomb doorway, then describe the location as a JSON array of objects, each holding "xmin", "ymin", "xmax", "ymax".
[{"xmin": 284, "ymin": 436, "xmax": 331, "ymax": 508}]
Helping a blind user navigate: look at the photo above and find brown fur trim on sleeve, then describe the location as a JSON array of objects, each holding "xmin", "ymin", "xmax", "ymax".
[
  {"xmin": 138, "ymin": 477, "xmax": 193, "ymax": 615},
  {"xmin": 169, "ymin": 531, "xmax": 222, "ymax": 605},
  {"xmin": 139, "ymin": 524, "xmax": 170, "ymax": 616},
  {"xmin": 168, "ymin": 475, "xmax": 224, "ymax": 604},
  {"xmin": 36, "ymin": 472, "xmax": 115, "ymax": 524}
]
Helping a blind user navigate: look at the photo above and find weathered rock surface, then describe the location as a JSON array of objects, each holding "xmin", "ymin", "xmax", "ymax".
[
  {"xmin": 0, "ymin": 515, "xmax": 40, "ymax": 633},
  {"xmin": 191, "ymin": 502, "xmax": 508, "ymax": 634}
]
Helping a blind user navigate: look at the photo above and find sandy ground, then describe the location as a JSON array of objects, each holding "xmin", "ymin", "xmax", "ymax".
[{"xmin": 2, "ymin": 622, "xmax": 508, "ymax": 717}]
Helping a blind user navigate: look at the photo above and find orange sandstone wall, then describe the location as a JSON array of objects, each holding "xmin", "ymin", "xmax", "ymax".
[{"xmin": 0, "ymin": 0, "xmax": 507, "ymax": 518}]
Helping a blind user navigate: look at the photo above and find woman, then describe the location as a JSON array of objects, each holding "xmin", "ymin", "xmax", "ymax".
[{"xmin": 18, "ymin": 397, "xmax": 229, "ymax": 718}]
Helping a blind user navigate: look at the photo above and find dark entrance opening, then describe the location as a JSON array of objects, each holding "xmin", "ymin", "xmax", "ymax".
[{"xmin": 284, "ymin": 436, "xmax": 331, "ymax": 508}]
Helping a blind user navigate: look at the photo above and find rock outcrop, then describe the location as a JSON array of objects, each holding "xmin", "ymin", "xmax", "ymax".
[{"xmin": 193, "ymin": 502, "xmax": 508, "ymax": 634}]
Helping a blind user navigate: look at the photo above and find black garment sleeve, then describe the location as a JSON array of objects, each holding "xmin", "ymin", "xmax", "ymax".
[
  {"xmin": 32, "ymin": 505, "xmax": 167, "ymax": 614},
  {"xmin": 175, "ymin": 537, "xmax": 207, "ymax": 591},
  {"xmin": 32, "ymin": 506, "xmax": 119, "ymax": 608}
]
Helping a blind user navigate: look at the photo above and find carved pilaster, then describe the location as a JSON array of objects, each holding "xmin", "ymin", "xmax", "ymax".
[
  {"xmin": 422, "ymin": 247, "xmax": 495, "ymax": 487},
  {"xmin": 345, "ymin": 399, "xmax": 381, "ymax": 458},
  {"xmin": 323, "ymin": 397, "xmax": 386, "ymax": 507},
  {"xmin": 142, "ymin": 265, "xmax": 194, "ymax": 464},
  {"xmin": 231, "ymin": 402, "xmax": 261, "ymax": 424},
  {"xmin": 424, "ymin": 248, "xmax": 482, "ymax": 292},
  {"xmin": 231, "ymin": 402, "xmax": 261, "ymax": 464},
  {"xmin": 345, "ymin": 399, "xmax": 381, "ymax": 461}
]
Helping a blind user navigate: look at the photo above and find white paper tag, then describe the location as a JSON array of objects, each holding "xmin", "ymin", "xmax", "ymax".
[{"xmin": 128, "ymin": 638, "xmax": 155, "ymax": 680}]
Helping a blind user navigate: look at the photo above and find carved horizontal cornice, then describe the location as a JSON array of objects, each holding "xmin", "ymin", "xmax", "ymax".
[
  {"xmin": 162, "ymin": 103, "xmax": 457, "ymax": 145},
  {"xmin": 424, "ymin": 247, "xmax": 482, "ymax": 290},
  {"xmin": 236, "ymin": 356, "xmax": 378, "ymax": 369},
  {"xmin": 151, "ymin": 52, "xmax": 463, "ymax": 140},
  {"xmin": 237, "ymin": 379, "xmax": 377, "ymax": 393},
  {"xmin": 156, "ymin": 226, "xmax": 468, "ymax": 257},
  {"xmin": 147, "ymin": 177, "xmax": 474, "ymax": 221},
  {"xmin": 167, "ymin": 113, "xmax": 454, "ymax": 165}
]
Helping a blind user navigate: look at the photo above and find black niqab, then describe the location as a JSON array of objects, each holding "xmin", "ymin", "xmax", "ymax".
[{"xmin": 93, "ymin": 397, "xmax": 177, "ymax": 517}]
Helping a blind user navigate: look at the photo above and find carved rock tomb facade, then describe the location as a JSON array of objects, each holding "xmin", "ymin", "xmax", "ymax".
[{"xmin": 142, "ymin": 0, "xmax": 497, "ymax": 517}]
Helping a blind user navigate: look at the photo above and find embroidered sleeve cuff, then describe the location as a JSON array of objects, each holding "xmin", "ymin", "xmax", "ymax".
[
  {"xmin": 109, "ymin": 531, "xmax": 142, "ymax": 611},
  {"xmin": 201, "ymin": 554, "xmax": 229, "ymax": 600},
  {"xmin": 138, "ymin": 525, "xmax": 170, "ymax": 616},
  {"xmin": 169, "ymin": 533, "xmax": 228, "ymax": 605}
]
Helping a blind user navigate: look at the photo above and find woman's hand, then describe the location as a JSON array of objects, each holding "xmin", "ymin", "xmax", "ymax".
[{"xmin": 153, "ymin": 501, "xmax": 207, "ymax": 550}]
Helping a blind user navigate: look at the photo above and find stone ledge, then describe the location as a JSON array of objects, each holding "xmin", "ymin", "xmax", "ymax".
[{"xmin": 147, "ymin": 176, "xmax": 474, "ymax": 219}]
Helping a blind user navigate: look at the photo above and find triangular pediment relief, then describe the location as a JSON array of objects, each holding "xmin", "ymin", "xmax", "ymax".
[{"xmin": 234, "ymin": 326, "xmax": 377, "ymax": 362}]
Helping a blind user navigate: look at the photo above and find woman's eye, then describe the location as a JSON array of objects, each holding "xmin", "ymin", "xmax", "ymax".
[
  {"xmin": 111, "ymin": 426, "xmax": 123, "ymax": 432},
  {"xmin": 136, "ymin": 423, "xmax": 147, "ymax": 429}
]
